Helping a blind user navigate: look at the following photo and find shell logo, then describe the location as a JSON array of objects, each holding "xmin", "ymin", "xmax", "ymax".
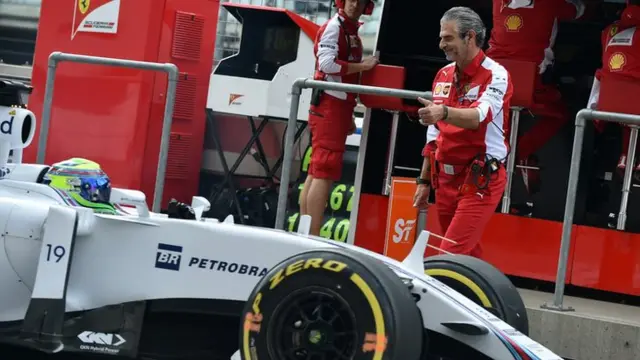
[
  {"xmin": 435, "ymin": 84, "xmax": 443, "ymax": 95},
  {"xmin": 505, "ymin": 14, "xmax": 523, "ymax": 32},
  {"xmin": 609, "ymin": 52, "xmax": 626, "ymax": 71}
]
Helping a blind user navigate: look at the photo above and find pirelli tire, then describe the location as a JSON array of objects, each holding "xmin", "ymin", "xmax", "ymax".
[
  {"xmin": 423, "ymin": 254, "xmax": 529, "ymax": 335},
  {"xmin": 240, "ymin": 248, "xmax": 424, "ymax": 360}
]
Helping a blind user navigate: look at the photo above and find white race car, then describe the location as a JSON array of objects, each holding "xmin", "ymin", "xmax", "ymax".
[{"xmin": 0, "ymin": 82, "xmax": 561, "ymax": 360}]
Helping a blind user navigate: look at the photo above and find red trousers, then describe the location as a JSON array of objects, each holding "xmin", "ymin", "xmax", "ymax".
[
  {"xmin": 435, "ymin": 166, "xmax": 507, "ymax": 258},
  {"xmin": 515, "ymin": 79, "xmax": 568, "ymax": 161}
]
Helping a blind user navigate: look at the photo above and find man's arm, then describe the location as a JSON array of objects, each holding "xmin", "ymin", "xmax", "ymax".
[
  {"xmin": 588, "ymin": 28, "xmax": 608, "ymax": 109},
  {"xmin": 437, "ymin": 68, "xmax": 511, "ymax": 131},
  {"xmin": 420, "ymin": 154, "xmax": 431, "ymax": 180},
  {"xmin": 455, "ymin": 66, "xmax": 511, "ymax": 130},
  {"xmin": 316, "ymin": 22, "xmax": 369, "ymax": 76},
  {"xmin": 441, "ymin": 107, "xmax": 482, "ymax": 130}
]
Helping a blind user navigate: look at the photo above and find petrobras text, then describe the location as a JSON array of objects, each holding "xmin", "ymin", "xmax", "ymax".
[{"xmin": 188, "ymin": 257, "xmax": 268, "ymax": 277}]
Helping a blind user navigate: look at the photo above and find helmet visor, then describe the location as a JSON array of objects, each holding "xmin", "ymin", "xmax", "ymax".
[{"xmin": 79, "ymin": 175, "xmax": 111, "ymax": 203}]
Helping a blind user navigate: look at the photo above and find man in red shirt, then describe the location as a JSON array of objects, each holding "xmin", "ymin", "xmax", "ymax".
[
  {"xmin": 299, "ymin": 0, "xmax": 378, "ymax": 236},
  {"xmin": 413, "ymin": 6, "xmax": 514, "ymax": 258},
  {"xmin": 485, "ymin": 0, "xmax": 585, "ymax": 195},
  {"xmin": 588, "ymin": 0, "xmax": 640, "ymax": 179}
]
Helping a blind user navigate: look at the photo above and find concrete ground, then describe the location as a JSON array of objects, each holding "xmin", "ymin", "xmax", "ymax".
[{"xmin": 522, "ymin": 288, "xmax": 640, "ymax": 360}]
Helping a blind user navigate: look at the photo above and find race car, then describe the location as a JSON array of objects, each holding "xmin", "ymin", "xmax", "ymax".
[{"xmin": 0, "ymin": 86, "xmax": 560, "ymax": 360}]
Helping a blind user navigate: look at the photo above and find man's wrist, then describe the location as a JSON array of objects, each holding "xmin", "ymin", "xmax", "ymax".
[
  {"xmin": 441, "ymin": 105, "xmax": 449, "ymax": 121},
  {"xmin": 416, "ymin": 176, "xmax": 431, "ymax": 186}
]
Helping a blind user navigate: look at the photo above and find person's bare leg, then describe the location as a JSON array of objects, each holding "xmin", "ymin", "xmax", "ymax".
[
  {"xmin": 299, "ymin": 174, "xmax": 314, "ymax": 215},
  {"xmin": 306, "ymin": 178, "xmax": 333, "ymax": 235}
]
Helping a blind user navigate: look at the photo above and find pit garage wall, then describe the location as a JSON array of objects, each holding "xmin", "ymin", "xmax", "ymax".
[{"xmin": 202, "ymin": 0, "xmax": 382, "ymax": 181}]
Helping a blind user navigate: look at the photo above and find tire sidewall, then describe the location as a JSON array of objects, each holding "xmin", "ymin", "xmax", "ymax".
[
  {"xmin": 240, "ymin": 250, "xmax": 395, "ymax": 360},
  {"xmin": 424, "ymin": 255, "xmax": 529, "ymax": 335}
]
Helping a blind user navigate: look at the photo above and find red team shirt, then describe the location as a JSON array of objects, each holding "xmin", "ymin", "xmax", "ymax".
[
  {"xmin": 486, "ymin": 0, "xmax": 585, "ymax": 72},
  {"xmin": 589, "ymin": 5, "xmax": 640, "ymax": 109},
  {"xmin": 313, "ymin": 12, "xmax": 363, "ymax": 106},
  {"xmin": 425, "ymin": 51, "xmax": 514, "ymax": 164}
]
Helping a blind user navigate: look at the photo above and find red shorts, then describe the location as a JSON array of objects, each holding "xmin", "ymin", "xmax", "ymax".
[{"xmin": 307, "ymin": 94, "xmax": 355, "ymax": 181}]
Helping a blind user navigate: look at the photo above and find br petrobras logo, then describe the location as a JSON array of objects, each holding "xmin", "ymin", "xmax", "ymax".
[{"xmin": 155, "ymin": 243, "xmax": 182, "ymax": 271}]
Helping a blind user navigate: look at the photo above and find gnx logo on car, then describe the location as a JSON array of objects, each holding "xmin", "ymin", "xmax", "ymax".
[
  {"xmin": 155, "ymin": 243, "xmax": 182, "ymax": 271},
  {"xmin": 77, "ymin": 331, "xmax": 126, "ymax": 346}
]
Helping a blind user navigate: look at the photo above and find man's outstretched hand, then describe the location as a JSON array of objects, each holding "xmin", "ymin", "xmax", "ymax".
[{"xmin": 417, "ymin": 97, "xmax": 445, "ymax": 126}]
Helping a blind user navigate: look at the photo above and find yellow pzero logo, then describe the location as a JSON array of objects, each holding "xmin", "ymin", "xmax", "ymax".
[
  {"xmin": 505, "ymin": 14, "xmax": 523, "ymax": 32},
  {"xmin": 609, "ymin": 52, "xmax": 626, "ymax": 71},
  {"xmin": 78, "ymin": 0, "xmax": 90, "ymax": 14}
]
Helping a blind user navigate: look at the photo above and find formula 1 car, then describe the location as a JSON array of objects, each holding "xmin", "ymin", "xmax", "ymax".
[{"xmin": 0, "ymin": 87, "xmax": 561, "ymax": 360}]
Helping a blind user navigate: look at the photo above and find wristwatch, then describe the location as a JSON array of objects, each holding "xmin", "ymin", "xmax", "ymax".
[{"xmin": 416, "ymin": 177, "xmax": 431, "ymax": 186}]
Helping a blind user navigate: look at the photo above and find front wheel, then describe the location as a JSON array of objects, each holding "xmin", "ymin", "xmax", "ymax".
[
  {"xmin": 424, "ymin": 254, "xmax": 529, "ymax": 335},
  {"xmin": 240, "ymin": 248, "xmax": 425, "ymax": 360}
]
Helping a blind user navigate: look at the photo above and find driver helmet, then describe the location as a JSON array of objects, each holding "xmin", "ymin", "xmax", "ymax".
[{"xmin": 43, "ymin": 158, "xmax": 117, "ymax": 215}]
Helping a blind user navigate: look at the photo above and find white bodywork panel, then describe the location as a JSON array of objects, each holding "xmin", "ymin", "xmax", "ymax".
[
  {"xmin": 0, "ymin": 168, "xmax": 562, "ymax": 360},
  {"xmin": 206, "ymin": 29, "xmax": 315, "ymax": 122}
]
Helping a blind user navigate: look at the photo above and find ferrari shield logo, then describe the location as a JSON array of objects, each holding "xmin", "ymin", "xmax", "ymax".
[
  {"xmin": 78, "ymin": 0, "xmax": 90, "ymax": 14},
  {"xmin": 71, "ymin": 0, "xmax": 120, "ymax": 39},
  {"xmin": 610, "ymin": 25, "xmax": 618, "ymax": 37}
]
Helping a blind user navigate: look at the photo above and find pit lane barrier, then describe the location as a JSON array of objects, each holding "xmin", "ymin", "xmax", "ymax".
[
  {"xmin": 274, "ymin": 78, "xmax": 432, "ymax": 232},
  {"xmin": 36, "ymin": 52, "xmax": 179, "ymax": 213},
  {"xmin": 542, "ymin": 109, "xmax": 640, "ymax": 312}
]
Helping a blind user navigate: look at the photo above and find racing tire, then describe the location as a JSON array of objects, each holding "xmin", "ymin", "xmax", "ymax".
[
  {"xmin": 423, "ymin": 254, "xmax": 529, "ymax": 335},
  {"xmin": 240, "ymin": 248, "xmax": 424, "ymax": 360}
]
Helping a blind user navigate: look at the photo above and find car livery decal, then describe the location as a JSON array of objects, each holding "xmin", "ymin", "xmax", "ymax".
[
  {"xmin": 311, "ymin": 237, "xmax": 552, "ymax": 360},
  {"xmin": 491, "ymin": 328, "xmax": 538, "ymax": 360}
]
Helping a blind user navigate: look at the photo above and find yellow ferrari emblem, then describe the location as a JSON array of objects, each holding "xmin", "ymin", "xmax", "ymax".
[
  {"xmin": 610, "ymin": 25, "xmax": 618, "ymax": 37},
  {"xmin": 78, "ymin": 0, "xmax": 90, "ymax": 15},
  {"xmin": 609, "ymin": 52, "xmax": 626, "ymax": 71},
  {"xmin": 505, "ymin": 14, "xmax": 523, "ymax": 32}
]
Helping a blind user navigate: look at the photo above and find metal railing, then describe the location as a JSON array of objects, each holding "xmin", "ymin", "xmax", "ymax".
[
  {"xmin": 36, "ymin": 52, "xmax": 179, "ymax": 213},
  {"xmin": 542, "ymin": 108, "xmax": 640, "ymax": 311},
  {"xmin": 274, "ymin": 78, "xmax": 431, "ymax": 230},
  {"xmin": 501, "ymin": 106, "xmax": 523, "ymax": 213}
]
